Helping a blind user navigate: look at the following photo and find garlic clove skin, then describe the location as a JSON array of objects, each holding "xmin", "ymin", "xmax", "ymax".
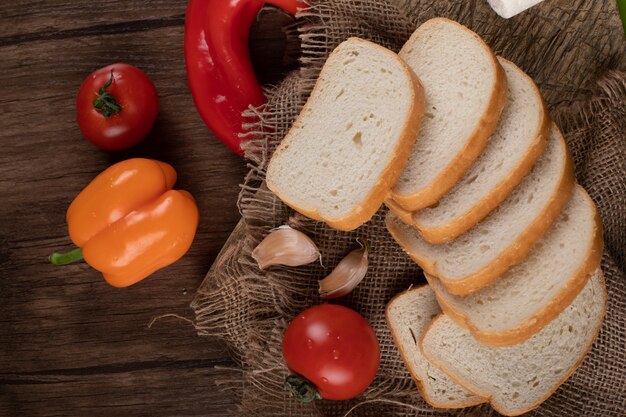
[
  {"xmin": 319, "ymin": 247, "xmax": 368, "ymax": 299},
  {"xmin": 252, "ymin": 225, "xmax": 320, "ymax": 269}
]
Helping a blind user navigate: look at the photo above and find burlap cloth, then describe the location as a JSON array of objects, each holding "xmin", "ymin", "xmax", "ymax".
[{"xmin": 192, "ymin": 1, "xmax": 626, "ymax": 415}]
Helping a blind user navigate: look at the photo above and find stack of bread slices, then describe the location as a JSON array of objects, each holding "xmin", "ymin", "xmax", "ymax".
[{"xmin": 266, "ymin": 17, "xmax": 605, "ymax": 416}]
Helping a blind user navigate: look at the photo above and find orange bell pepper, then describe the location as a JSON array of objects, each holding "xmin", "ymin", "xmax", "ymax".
[{"xmin": 50, "ymin": 158, "xmax": 199, "ymax": 288}]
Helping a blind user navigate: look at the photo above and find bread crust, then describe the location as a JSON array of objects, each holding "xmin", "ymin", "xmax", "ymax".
[
  {"xmin": 266, "ymin": 37, "xmax": 424, "ymax": 231},
  {"xmin": 387, "ymin": 126, "xmax": 576, "ymax": 296},
  {"xmin": 384, "ymin": 198, "xmax": 415, "ymax": 225},
  {"xmin": 425, "ymin": 190, "xmax": 603, "ymax": 345},
  {"xmin": 390, "ymin": 17, "xmax": 508, "ymax": 212},
  {"xmin": 414, "ymin": 58, "xmax": 552, "ymax": 244},
  {"xmin": 385, "ymin": 286, "xmax": 487, "ymax": 408},
  {"xmin": 420, "ymin": 270, "xmax": 607, "ymax": 416}
]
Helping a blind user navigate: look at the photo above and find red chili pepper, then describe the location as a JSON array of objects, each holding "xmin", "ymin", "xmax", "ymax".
[{"xmin": 184, "ymin": 0, "xmax": 306, "ymax": 155}]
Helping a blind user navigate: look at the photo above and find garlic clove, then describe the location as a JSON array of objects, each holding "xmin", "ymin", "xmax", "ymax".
[
  {"xmin": 252, "ymin": 225, "xmax": 320, "ymax": 269},
  {"xmin": 319, "ymin": 246, "xmax": 368, "ymax": 299}
]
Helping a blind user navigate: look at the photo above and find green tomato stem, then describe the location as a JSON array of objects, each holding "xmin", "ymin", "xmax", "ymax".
[
  {"xmin": 49, "ymin": 248, "xmax": 84, "ymax": 265},
  {"xmin": 284, "ymin": 374, "xmax": 322, "ymax": 403},
  {"xmin": 93, "ymin": 70, "xmax": 122, "ymax": 118}
]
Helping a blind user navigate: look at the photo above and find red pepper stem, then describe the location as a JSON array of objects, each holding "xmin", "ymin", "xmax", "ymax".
[
  {"xmin": 284, "ymin": 374, "xmax": 322, "ymax": 403},
  {"xmin": 49, "ymin": 248, "xmax": 84, "ymax": 265}
]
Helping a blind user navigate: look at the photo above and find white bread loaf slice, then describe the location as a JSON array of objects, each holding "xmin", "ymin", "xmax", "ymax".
[
  {"xmin": 412, "ymin": 58, "xmax": 551, "ymax": 244},
  {"xmin": 427, "ymin": 185, "xmax": 604, "ymax": 346},
  {"xmin": 386, "ymin": 124, "xmax": 575, "ymax": 296},
  {"xmin": 266, "ymin": 38, "xmax": 424, "ymax": 231},
  {"xmin": 385, "ymin": 198, "xmax": 415, "ymax": 225},
  {"xmin": 390, "ymin": 17, "xmax": 508, "ymax": 211},
  {"xmin": 386, "ymin": 285, "xmax": 486, "ymax": 408},
  {"xmin": 421, "ymin": 269, "xmax": 606, "ymax": 416}
]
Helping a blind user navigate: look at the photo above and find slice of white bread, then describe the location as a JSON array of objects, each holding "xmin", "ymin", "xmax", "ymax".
[
  {"xmin": 386, "ymin": 285, "xmax": 486, "ymax": 408},
  {"xmin": 385, "ymin": 198, "xmax": 415, "ymax": 225},
  {"xmin": 426, "ymin": 185, "xmax": 604, "ymax": 346},
  {"xmin": 421, "ymin": 269, "xmax": 606, "ymax": 416},
  {"xmin": 266, "ymin": 37, "xmax": 424, "ymax": 231},
  {"xmin": 412, "ymin": 58, "xmax": 551, "ymax": 244},
  {"xmin": 386, "ymin": 124, "xmax": 575, "ymax": 296},
  {"xmin": 390, "ymin": 17, "xmax": 508, "ymax": 211}
]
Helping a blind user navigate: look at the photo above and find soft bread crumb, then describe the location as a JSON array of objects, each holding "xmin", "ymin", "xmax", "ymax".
[
  {"xmin": 266, "ymin": 37, "xmax": 423, "ymax": 230},
  {"xmin": 386, "ymin": 286, "xmax": 485, "ymax": 408},
  {"xmin": 414, "ymin": 58, "xmax": 548, "ymax": 240},
  {"xmin": 392, "ymin": 18, "xmax": 506, "ymax": 210},
  {"xmin": 422, "ymin": 270, "xmax": 606, "ymax": 416},
  {"xmin": 386, "ymin": 125, "xmax": 574, "ymax": 292},
  {"xmin": 428, "ymin": 186, "xmax": 603, "ymax": 344}
]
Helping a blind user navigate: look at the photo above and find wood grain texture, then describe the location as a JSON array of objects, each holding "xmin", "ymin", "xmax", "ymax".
[{"xmin": 0, "ymin": 1, "xmax": 295, "ymax": 415}]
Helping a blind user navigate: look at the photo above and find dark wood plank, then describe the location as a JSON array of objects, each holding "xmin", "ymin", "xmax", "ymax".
[
  {"xmin": 0, "ymin": 1, "xmax": 184, "ymax": 41},
  {"xmin": 0, "ymin": 2, "xmax": 295, "ymax": 415},
  {"xmin": 0, "ymin": 365, "xmax": 236, "ymax": 417}
]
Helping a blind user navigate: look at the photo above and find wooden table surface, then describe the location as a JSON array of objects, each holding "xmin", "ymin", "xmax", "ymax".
[{"xmin": 0, "ymin": 2, "xmax": 294, "ymax": 415}]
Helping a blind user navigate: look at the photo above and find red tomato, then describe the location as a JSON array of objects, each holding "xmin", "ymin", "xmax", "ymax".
[
  {"xmin": 76, "ymin": 63, "xmax": 158, "ymax": 150},
  {"xmin": 282, "ymin": 304, "xmax": 380, "ymax": 401}
]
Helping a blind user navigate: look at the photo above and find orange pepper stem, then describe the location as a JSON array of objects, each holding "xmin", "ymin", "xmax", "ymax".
[{"xmin": 49, "ymin": 248, "xmax": 84, "ymax": 265}]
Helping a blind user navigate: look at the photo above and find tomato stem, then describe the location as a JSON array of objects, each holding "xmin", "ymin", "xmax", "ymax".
[
  {"xmin": 93, "ymin": 70, "xmax": 122, "ymax": 117},
  {"xmin": 49, "ymin": 248, "xmax": 83, "ymax": 265},
  {"xmin": 284, "ymin": 374, "xmax": 322, "ymax": 403}
]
